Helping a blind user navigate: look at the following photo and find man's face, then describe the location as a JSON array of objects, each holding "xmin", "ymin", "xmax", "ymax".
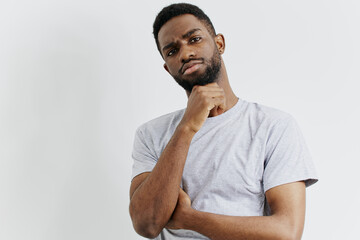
[{"xmin": 158, "ymin": 14, "xmax": 222, "ymax": 92}]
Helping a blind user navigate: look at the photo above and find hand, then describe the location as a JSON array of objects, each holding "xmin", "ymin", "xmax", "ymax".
[
  {"xmin": 179, "ymin": 83, "xmax": 226, "ymax": 133},
  {"xmin": 166, "ymin": 188, "xmax": 193, "ymax": 230}
]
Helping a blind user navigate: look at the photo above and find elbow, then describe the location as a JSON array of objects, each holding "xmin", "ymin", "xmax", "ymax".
[
  {"xmin": 281, "ymin": 233, "xmax": 301, "ymax": 240},
  {"xmin": 273, "ymin": 213, "xmax": 304, "ymax": 240},
  {"xmin": 280, "ymin": 226, "xmax": 303, "ymax": 240},
  {"xmin": 289, "ymin": 222, "xmax": 304, "ymax": 240},
  {"xmin": 131, "ymin": 217, "xmax": 163, "ymax": 238},
  {"xmin": 273, "ymin": 217, "xmax": 303, "ymax": 240},
  {"xmin": 129, "ymin": 202, "xmax": 163, "ymax": 238},
  {"xmin": 290, "ymin": 229, "xmax": 303, "ymax": 240},
  {"xmin": 132, "ymin": 223, "xmax": 161, "ymax": 239}
]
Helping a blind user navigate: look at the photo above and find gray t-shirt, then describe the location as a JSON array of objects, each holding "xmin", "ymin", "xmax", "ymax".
[{"xmin": 131, "ymin": 98, "xmax": 318, "ymax": 239}]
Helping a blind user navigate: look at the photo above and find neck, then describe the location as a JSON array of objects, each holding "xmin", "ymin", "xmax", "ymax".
[{"xmin": 211, "ymin": 61, "xmax": 238, "ymax": 116}]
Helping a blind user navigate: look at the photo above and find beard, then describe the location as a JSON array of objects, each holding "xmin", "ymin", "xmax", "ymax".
[{"xmin": 172, "ymin": 48, "xmax": 222, "ymax": 92}]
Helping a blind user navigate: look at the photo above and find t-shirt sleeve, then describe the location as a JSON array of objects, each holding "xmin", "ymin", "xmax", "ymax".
[
  {"xmin": 131, "ymin": 126, "xmax": 157, "ymax": 181},
  {"xmin": 263, "ymin": 115, "xmax": 318, "ymax": 193}
]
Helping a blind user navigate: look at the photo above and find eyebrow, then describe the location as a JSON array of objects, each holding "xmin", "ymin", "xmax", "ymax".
[
  {"xmin": 182, "ymin": 28, "xmax": 201, "ymax": 39},
  {"xmin": 162, "ymin": 28, "xmax": 202, "ymax": 53}
]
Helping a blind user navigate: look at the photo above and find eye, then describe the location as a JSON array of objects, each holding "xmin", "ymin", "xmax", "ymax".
[
  {"xmin": 167, "ymin": 48, "xmax": 177, "ymax": 57},
  {"xmin": 190, "ymin": 36, "xmax": 201, "ymax": 43}
]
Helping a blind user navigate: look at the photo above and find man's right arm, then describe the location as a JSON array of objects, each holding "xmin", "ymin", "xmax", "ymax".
[
  {"xmin": 129, "ymin": 83, "xmax": 226, "ymax": 238},
  {"xmin": 129, "ymin": 125, "xmax": 195, "ymax": 238}
]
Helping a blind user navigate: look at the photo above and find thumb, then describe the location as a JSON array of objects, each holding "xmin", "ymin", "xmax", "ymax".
[
  {"xmin": 216, "ymin": 105, "xmax": 225, "ymax": 115},
  {"xmin": 179, "ymin": 188, "xmax": 191, "ymax": 206}
]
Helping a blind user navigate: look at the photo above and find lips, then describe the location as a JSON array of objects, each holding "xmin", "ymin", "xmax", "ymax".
[{"xmin": 181, "ymin": 60, "xmax": 203, "ymax": 75}]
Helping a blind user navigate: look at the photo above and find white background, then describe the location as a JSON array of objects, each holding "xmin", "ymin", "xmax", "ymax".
[{"xmin": 1, "ymin": 0, "xmax": 359, "ymax": 239}]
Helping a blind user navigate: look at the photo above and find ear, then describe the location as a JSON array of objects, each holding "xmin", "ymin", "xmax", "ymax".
[
  {"xmin": 215, "ymin": 33, "xmax": 225, "ymax": 55},
  {"xmin": 163, "ymin": 63, "xmax": 170, "ymax": 73}
]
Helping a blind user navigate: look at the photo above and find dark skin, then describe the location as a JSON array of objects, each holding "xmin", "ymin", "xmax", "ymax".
[{"xmin": 129, "ymin": 14, "xmax": 306, "ymax": 239}]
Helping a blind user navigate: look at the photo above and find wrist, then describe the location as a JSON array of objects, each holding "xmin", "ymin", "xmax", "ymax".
[
  {"xmin": 181, "ymin": 207, "xmax": 198, "ymax": 230},
  {"xmin": 176, "ymin": 122, "xmax": 197, "ymax": 136}
]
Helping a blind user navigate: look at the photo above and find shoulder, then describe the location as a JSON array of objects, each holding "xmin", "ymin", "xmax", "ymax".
[
  {"xmin": 136, "ymin": 108, "xmax": 186, "ymax": 137},
  {"xmin": 241, "ymin": 99, "xmax": 295, "ymax": 127}
]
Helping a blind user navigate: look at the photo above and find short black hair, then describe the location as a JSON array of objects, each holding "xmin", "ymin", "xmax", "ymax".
[{"xmin": 153, "ymin": 3, "xmax": 216, "ymax": 56}]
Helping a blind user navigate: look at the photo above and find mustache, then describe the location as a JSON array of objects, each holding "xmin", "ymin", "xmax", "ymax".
[{"xmin": 179, "ymin": 58, "xmax": 205, "ymax": 74}]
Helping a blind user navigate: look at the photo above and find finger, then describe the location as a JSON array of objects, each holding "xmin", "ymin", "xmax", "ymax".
[
  {"xmin": 191, "ymin": 87, "xmax": 225, "ymax": 97},
  {"xmin": 179, "ymin": 188, "xmax": 192, "ymax": 205},
  {"xmin": 192, "ymin": 84, "xmax": 222, "ymax": 91},
  {"xmin": 201, "ymin": 96, "xmax": 225, "ymax": 111},
  {"xmin": 179, "ymin": 188, "xmax": 191, "ymax": 199},
  {"xmin": 179, "ymin": 188, "xmax": 187, "ymax": 198},
  {"xmin": 209, "ymin": 96, "xmax": 226, "ymax": 111},
  {"xmin": 199, "ymin": 91, "xmax": 225, "ymax": 99},
  {"xmin": 204, "ymin": 82, "xmax": 219, "ymax": 87}
]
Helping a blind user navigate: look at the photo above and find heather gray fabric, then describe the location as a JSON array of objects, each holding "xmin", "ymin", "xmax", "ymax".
[{"xmin": 131, "ymin": 98, "xmax": 318, "ymax": 240}]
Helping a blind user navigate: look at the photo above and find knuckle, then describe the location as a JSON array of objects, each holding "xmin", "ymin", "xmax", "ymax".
[
  {"xmin": 202, "ymin": 98, "xmax": 210, "ymax": 106},
  {"xmin": 199, "ymin": 91, "xmax": 206, "ymax": 97}
]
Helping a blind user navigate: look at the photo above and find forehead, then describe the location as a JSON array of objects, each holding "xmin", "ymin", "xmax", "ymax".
[{"xmin": 158, "ymin": 14, "xmax": 210, "ymax": 48}]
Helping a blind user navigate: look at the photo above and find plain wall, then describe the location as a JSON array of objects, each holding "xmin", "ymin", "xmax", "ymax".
[{"xmin": 1, "ymin": 0, "xmax": 359, "ymax": 239}]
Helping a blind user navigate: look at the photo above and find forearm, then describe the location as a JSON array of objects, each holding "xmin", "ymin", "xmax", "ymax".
[
  {"xmin": 184, "ymin": 210, "xmax": 301, "ymax": 240},
  {"xmin": 130, "ymin": 124, "xmax": 195, "ymax": 236}
]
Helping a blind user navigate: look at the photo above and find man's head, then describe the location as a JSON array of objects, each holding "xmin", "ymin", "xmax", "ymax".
[
  {"xmin": 153, "ymin": 3, "xmax": 225, "ymax": 92},
  {"xmin": 153, "ymin": 3, "xmax": 216, "ymax": 55}
]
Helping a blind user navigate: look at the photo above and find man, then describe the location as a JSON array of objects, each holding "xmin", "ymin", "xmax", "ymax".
[{"xmin": 129, "ymin": 3, "xmax": 318, "ymax": 240}]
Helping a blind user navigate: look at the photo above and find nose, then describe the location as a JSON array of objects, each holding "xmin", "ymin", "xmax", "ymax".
[{"xmin": 180, "ymin": 45, "xmax": 196, "ymax": 63}]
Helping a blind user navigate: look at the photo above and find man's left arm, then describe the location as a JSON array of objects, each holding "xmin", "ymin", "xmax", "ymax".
[{"xmin": 167, "ymin": 181, "xmax": 306, "ymax": 240}]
